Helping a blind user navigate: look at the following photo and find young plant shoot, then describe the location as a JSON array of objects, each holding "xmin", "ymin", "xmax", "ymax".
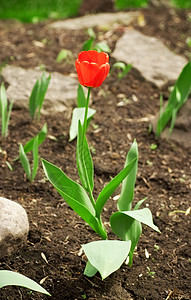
[
  {"xmin": 156, "ymin": 61, "xmax": 191, "ymax": 136},
  {"xmin": 0, "ymin": 83, "xmax": 13, "ymax": 138},
  {"xmin": 111, "ymin": 62, "xmax": 132, "ymax": 79},
  {"xmin": 19, "ymin": 123, "xmax": 47, "ymax": 182},
  {"xmin": 42, "ymin": 50, "xmax": 160, "ymax": 279},
  {"xmin": 29, "ymin": 72, "xmax": 51, "ymax": 120}
]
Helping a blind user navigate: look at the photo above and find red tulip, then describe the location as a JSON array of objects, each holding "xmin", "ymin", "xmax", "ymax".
[{"xmin": 75, "ymin": 50, "xmax": 110, "ymax": 88}]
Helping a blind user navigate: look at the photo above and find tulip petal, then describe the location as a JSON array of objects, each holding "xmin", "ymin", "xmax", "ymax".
[
  {"xmin": 80, "ymin": 61, "xmax": 99, "ymax": 87},
  {"xmin": 93, "ymin": 63, "xmax": 110, "ymax": 87},
  {"xmin": 78, "ymin": 50, "xmax": 99, "ymax": 63},
  {"xmin": 102, "ymin": 63, "xmax": 110, "ymax": 82},
  {"xmin": 75, "ymin": 59, "xmax": 85, "ymax": 86},
  {"xmin": 97, "ymin": 52, "xmax": 109, "ymax": 67},
  {"xmin": 75, "ymin": 51, "xmax": 110, "ymax": 87}
]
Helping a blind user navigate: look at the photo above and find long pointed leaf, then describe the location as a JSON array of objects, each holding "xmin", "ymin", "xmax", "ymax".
[
  {"xmin": 38, "ymin": 73, "xmax": 51, "ymax": 113},
  {"xmin": 42, "ymin": 159, "xmax": 107, "ymax": 239},
  {"xmin": 4, "ymin": 100, "xmax": 13, "ymax": 138},
  {"xmin": 76, "ymin": 121, "xmax": 94, "ymax": 192},
  {"xmin": 133, "ymin": 197, "xmax": 147, "ymax": 210},
  {"xmin": 24, "ymin": 123, "xmax": 47, "ymax": 154},
  {"xmin": 0, "ymin": 270, "xmax": 50, "ymax": 296},
  {"xmin": 13, "ymin": 123, "xmax": 47, "ymax": 162},
  {"xmin": 31, "ymin": 136, "xmax": 39, "ymax": 182},
  {"xmin": 29, "ymin": 79, "xmax": 40, "ymax": 119},
  {"xmin": 19, "ymin": 144, "xmax": 31, "ymax": 181},
  {"xmin": 0, "ymin": 83, "xmax": 8, "ymax": 137},
  {"xmin": 95, "ymin": 158, "xmax": 137, "ymax": 219},
  {"xmin": 169, "ymin": 107, "xmax": 178, "ymax": 133},
  {"xmin": 77, "ymin": 84, "xmax": 86, "ymax": 107},
  {"xmin": 117, "ymin": 140, "xmax": 138, "ymax": 211}
]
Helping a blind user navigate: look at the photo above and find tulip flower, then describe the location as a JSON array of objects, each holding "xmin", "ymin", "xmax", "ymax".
[{"xmin": 75, "ymin": 50, "xmax": 110, "ymax": 88}]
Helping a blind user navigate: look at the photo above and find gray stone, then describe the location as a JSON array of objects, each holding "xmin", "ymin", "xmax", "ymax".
[
  {"xmin": 0, "ymin": 197, "xmax": 29, "ymax": 258},
  {"xmin": 112, "ymin": 29, "xmax": 187, "ymax": 87},
  {"xmin": 48, "ymin": 11, "xmax": 140, "ymax": 30},
  {"xmin": 2, "ymin": 65, "xmax": 79, "ymax": 113},
  {"xmin": 151, "ymin": 98, "xmax": 191, "ymax": 149}
]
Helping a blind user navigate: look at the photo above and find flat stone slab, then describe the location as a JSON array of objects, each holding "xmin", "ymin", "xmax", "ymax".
[
  {"xmin": 0, "ymin": 197, "xmax": 29, "ymax": 258},
  {"xmin": 112, "ymin": 29, "xmax": 187, "ymax": 87},
  {"xmin": 151, "ymin": 98, "xmax": 191, "ymax": 149},
  {"xmin": 49, "ymin": 11, "xmax": 139, "ymax": 30},
  {"xmin": 2, "ymin": 65, "xmax": 79, "ymax": 113}
]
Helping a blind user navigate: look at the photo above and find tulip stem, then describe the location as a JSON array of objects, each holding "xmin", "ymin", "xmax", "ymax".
[
  {"xmin": 81, "ymin": 87, "xmax": 96, "ymax": 208},
  {"xmin": 83, "ymin": 87, "xmax": 91, "ymax": 137}
]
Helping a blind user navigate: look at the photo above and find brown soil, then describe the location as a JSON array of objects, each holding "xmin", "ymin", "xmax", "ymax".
[{"xmin": 0, "ymin": 6, "xmax": 191, "ymax": 300}]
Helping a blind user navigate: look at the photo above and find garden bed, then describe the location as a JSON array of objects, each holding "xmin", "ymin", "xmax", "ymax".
[{"xmin": 0, "ymin": 6, "xmax": 191, "ymax": 300}]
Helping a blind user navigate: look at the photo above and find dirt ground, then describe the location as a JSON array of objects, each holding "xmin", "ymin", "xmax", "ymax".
[{"xmin": 0, "ymin": 5, "xmax": 191, "ymax": 300}]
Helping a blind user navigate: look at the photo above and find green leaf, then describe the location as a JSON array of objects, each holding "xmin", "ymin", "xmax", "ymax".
[
  {"xmin": 29, "ymin": 79, "xmax": 40, "ymax": 119},
  {"xmin": 0, "ymin": 270, "xmax": 51, "ymax": 296},
  {"xmin": 76, "ymin": 121, "xmax": 94, "ymax": 193},
  {"xmin": 4, "ymin": 100, "xmax": 13, "ymax": 138},
  {"xmin": 31, "ymin": 136, "xmax": 39, "ymax": 182},
  {"xmin": 82, "ymin": 240, "xmax": 131, "ymax": 279},
  {"xmin": 95, "ymin": 157, "xmax": 137, "ymax": 219},
  {"xmin": 112, "ymin": 62, "xmax": 132, "ymax": 78},
  {"xmin": 0, "ymin": 83, "xmax": 11, "ymax": 137},
  {"xmin": 29, "ymin": 73, "xmax": 51, "ymax": 120},
  {"xmin": 13, "ymin": 123, "xmax": 47, "ymax": 162},
  {"xmin": 94, "ymin": 42, "xmax": 111, "ymax": 53},
  {"xmin": 23, "ymin": 123, "xmax": 47, "ymax": 154},
  {"xmin": 84, "ymin": 260, "xmax": 98, "ymax": 277},
  {"xmin": 110, "ymin": 208, "xmax": 160, "ymax": 265},
  {"xmin": 69, "ymin": 107, "xmax": 96, "ymax": 141},
  {"xmin": 42, "ymin": 159, "xmax": 107, "ymax": 239},
  {"xmin": 19, "ymin": 143, "xmax": 31, "ymax": 181},
  {"xmin": 82, "ymin": 38, "xmax": 94, "ymax": 51},
  {"xmin": 77, "ymin": 84, "xmax": 86, "ymax": 108},
  {"xmin": 169, "ymin": 107, "xmax": 178, "ymax": 133},
  {"xmin": 0, "ymin": 83, "xmax": 7, "ymax": 134},
  {"xmin": 87, "ymin": 28, "xmax": 96, "ymax": 39},
  {"xmin": 117, "ymin": 140, "xmax": 138, "ymax": 211},
  {"xmin": 56, "ymin": 49, "xmax": 73, "ymax": 63},
  {"xmin": 38, "ymin": 73, "xmax": 51, "ymax": 112},
  {"xmin": 156, "ymin": 61, "xmax": 191, "ymax": 136},
  {"xmin": 110, "ymin": 212, "xmax": 142, "ymax": 266},
  {"xmin": 121, "ymin": 209, "xmax": 160, "ymax": 232},
  {"xmin": 133, "ymin": 197, "xmax": 147, "ymax": 210}
]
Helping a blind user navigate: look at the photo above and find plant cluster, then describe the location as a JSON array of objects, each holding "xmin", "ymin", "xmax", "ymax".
[{"xmin": 42, "ymin": 50, "xmax": 160, "ymax": 279}]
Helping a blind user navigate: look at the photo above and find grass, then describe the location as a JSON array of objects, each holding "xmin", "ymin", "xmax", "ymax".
[
  {"xmin": 0, "ymin": 0, "xmax": 189, "ymax": 23},
  {"xmin": 0, "ymin": 0, "xmax": 82, "ymax": 23},
  {"xmin": 115, "ymin": 0, "xmax": 148, "ymax": 9},
  {"xmin": 170, "ymin": 0, "xmax": 191, "ymax": 8}
]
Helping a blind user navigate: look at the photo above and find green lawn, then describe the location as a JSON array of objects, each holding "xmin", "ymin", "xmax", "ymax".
[
  {"xmin": 115, "ymin": 0, "xmax": 148, "ymax": 10},
  {"xmin": 0, "ymin": 0, "xmax": 190, "ymax": 23},
  {"xmin": 0, "ymin": 0, "xmax": 82, "ymax": 23},
  {"xmin": 171, "ymin": 0, "xmax": 191, "ymax": 8}
]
